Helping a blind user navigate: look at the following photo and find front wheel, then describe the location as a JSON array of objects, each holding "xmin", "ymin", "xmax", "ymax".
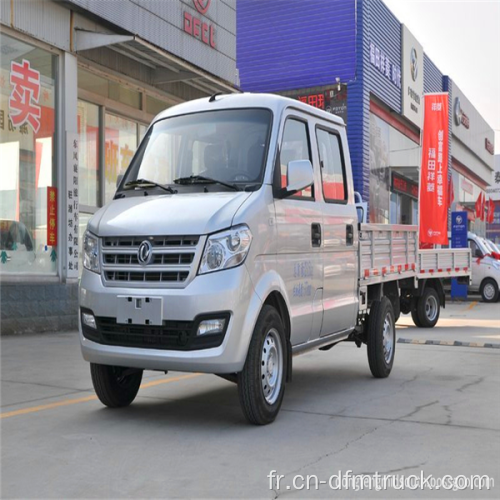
[
  {"xmin": 367, "ymin": 297, "xmax": 395, "ymax": 378},
  {"xmin": 416, "ymin": 287, "xmax": 440, "ymax": 328},
  {"xmin": 237, "ymin": 306, "xmax": 286, "ymax": 425},
  {"xmin": 90, "ymin": 364, "xmax": 143, "ymax": 408},
  {"xmin": 480, "ymin": 278, "xmax": 499, "ymax": 303}
]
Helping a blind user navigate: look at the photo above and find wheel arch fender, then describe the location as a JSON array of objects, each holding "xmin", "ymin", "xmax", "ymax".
[
  {"xmin": 251, "ymin": 270, "xmax": 293, "ymax": 382},
  {"xmin": 419, "ymin": 278, "xmax": 445, "ymax": 308}
]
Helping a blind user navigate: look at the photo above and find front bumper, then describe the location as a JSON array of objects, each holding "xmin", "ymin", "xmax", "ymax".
[{"xmin": 79, "ymin": 265, "xmax": 261, "ymax": 374}]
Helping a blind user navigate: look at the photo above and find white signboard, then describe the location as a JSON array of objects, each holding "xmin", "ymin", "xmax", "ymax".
[
  {"xmin": 401, "ymin": 25, "xmax": 424, "ymax": 128},
  {"xmin": 66, "ymin": 133, "xmax": 80, "ymax": 278}
]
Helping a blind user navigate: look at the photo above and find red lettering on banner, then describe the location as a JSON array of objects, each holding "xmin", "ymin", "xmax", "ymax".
[
  {"xmin": 183, "ymin": 0, "xmax": 216, "ymax": 49},
  {"xmin": 47, "ymin": 187, "xmax": 58, "ymax": 247},
  {"xmin": 419, "ymin": 94, "xmax": 449, "ymax": 245}
]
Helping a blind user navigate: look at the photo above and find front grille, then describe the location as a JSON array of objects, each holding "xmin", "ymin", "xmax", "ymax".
[
  {"xmin": 101, "ymin": 235, "xmax": 201, "ymax": 287},
  {"xmin": 81, "ymin": 313, "xmax": 228, "ymax": 351}
]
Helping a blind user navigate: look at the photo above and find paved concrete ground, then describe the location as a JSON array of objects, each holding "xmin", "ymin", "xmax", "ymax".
[{"xmin": 1, "ymin": 302, "xmax": 499, "ymax": 499}]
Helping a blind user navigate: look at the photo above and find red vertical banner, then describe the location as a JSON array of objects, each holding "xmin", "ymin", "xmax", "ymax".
[
  {"xmin": 419, "ymin": 93, "xmax": 449, "ymax": 245},
  {"xmin": 47, "ymin": 186, "xmax": 58, "ymax": 246}
]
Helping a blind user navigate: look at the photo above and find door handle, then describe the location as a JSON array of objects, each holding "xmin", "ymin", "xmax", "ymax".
[
  {"xmin": 311, "ymin": 223, "xmax": 322, "ymax": 247},
  {"xmin": 346, "ymin": 224, "xmax": 354, "ymax": 246}
]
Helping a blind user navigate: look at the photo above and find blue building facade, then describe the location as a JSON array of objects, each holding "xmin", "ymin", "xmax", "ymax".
[{"xmin": 238, "ymin": 0, "xmax": 444, "ymax": 224}]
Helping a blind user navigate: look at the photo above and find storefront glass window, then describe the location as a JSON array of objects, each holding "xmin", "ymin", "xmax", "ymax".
[
  {"xmin": 369, "ymin": 114, "xmax": 391, "ymax": 223},
  {"xmin": 77, "ymin": 101, "xmax": 100, "ymax": 207},
  {"xmin": 146, "ymin": 95, "xmax": 170, "ymax": 115},
  {"xmin": 104, "ymin": 113, "xmax": 138, "ymax": 204},
  {"xmin": 0, "ymin": 33, "xmax": 58, "ymax": 275}
]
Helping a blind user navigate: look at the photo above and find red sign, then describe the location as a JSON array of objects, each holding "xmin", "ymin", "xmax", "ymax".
[
  {"xmin": 9, "ymin": 59, "xmax": 41, "ymax": 132},
  {"xmin": 184, "ymin": 0, "xmax": 215, "ymax": 48},
  {"xmin": 47, "ymin": 187, "xmax": 57, "ymax": 246},
  {"xmin": 392, "ymin": 172, "xmax": 418, "ymax": 199},
  {"xmin": 298, "ymin": 93, "xmax": 325, "ymax": 110},
  {"xmin": 419, "ymin": 94, "xmax": 449, "ymax": 245},
  {"xmin": 485, "ymin": 138, "xmax": 494, "ymax": 155}
]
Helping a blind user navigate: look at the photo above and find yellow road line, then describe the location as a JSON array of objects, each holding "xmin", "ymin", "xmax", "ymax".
[
  {"xmin": 0, "ymin": 373, "xmax": 201, "ymax": 420},
  {"xmin": 467, "ymin": 301, "xmax": 478, "ymax": 310}
]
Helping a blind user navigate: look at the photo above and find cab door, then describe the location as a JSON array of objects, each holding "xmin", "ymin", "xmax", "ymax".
[
  {"xmin": 314, "ymin": 125, "xmax": 358, "ymax": 335},
  {"xmin": 274, "ymin": 113, "xmax": 324, "ymax": 346}
]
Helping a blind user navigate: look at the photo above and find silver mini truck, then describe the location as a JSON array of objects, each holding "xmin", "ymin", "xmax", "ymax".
[{"xmin": 79, "ymin": 94, "xmax": 471, "ymax": 424}]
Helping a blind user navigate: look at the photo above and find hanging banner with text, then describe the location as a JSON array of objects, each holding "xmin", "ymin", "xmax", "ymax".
[
  {"xmin": 47, "ymin": 186, "xmax": 57, "ymax": 247},
  {"xmin": 419, "ymin": 93, "xmax": 449, "ymax": 245},
  {"xmin": 66, "ymin": 133, "xmax": 79, "ymax": 278}
]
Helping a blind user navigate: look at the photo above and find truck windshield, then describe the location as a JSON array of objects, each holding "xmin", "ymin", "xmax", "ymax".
[{"xmin": 123, "ymin": 109, "xmax": 272, "ymax": 191}]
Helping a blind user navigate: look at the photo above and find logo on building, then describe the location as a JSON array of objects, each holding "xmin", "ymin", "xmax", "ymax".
[
  {"xmin": 194, "ymin": 0, "xmax": 211, "ymax": 15},
  {"xmin": 456, "ymin": 215, "xmax": 463, "ymax": 225},
  {"xmin": 184, "ymin": 0, "xmax": 216, "ymax": 48},
  {"xmin": 9, "ymin": 59, "xmax": 41, "ymax": 133},
  {"xmin": 454, "ymin": 97, "xmax": 470, "ymax": 129},
  {"xmin": 410, "ymin": 47, "xmax": 418, "ymax": 82},
  {"xmin": 485, "ymin": 138, "xmax": 494, "ymax": 155},
  {"xmin": 138, "ymin": 240, "xmax": 153, "ymax": 265}
]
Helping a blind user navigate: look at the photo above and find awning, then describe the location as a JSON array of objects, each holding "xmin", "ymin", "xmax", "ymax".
[{"xmin": 74, "ymin": 30, "xmax": 236, "ymax": 95}]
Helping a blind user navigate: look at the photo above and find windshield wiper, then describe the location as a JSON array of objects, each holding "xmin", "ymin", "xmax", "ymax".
[
  {"xmin": 123, "ymin": 179, "xmax": 177, "ymax": 194},
  {"xmin": 173, "ymin": 175, "xmax": 240, "ymax": 191}
]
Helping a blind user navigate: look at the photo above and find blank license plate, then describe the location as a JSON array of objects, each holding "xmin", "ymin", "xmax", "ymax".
[{"xmin": 117, "ymin": 296, "xmax": 163, "ymax": 326}]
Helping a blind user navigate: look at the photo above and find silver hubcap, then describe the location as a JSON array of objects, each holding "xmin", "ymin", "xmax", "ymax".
[
  {"xmin": 382, "ymin": 313, "xmax": 394, "ymax": 364},
  {"xmin": 261, "ymin": 328, "xmax": 283, "ymax": 405},
  {"xmin": 484, "ymin": 283, "xmax": 495, "ymax": 301},
  {"xmin": 425, "ymin": 295, "xmax": 438, "ymax": 322}
]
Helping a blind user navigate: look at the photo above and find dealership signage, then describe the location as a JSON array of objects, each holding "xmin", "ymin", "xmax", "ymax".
[
  {"xmin": 453, "ymin": 97, "xmax": 470, "ymax": 129},
  {"xmin": 284, "ymin": 87, "xmax": 348, "ymax": 123},
  {"xmin": 401, "ymin": 26, "xmax": 424, "ymax": 128},
  {"xmin": 370, "ymin": 41, "xmax": 401, "ymax": 89},
  {"xmin": 392, "ymin": 172, "xmax": 418, "ymax": 199},
  {"xmin": 184, "ymin": 0, "xmax": 215, "ymax": 48}
]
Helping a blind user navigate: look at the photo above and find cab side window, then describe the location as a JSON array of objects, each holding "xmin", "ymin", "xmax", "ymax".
[
  {"xmin": 316, "ymin": 128, "xmax": 347, "ymax": 202},
  {"xmin": 280, "ymin": 119, "xmax": 313, "ymax": 199},
  {"xmin": 468, "ymin": 240, "xmax": 482, "ymax": 259}
]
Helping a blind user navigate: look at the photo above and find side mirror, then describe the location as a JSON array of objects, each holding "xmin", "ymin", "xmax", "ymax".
[
  {"xmin": 286, "ymin": 160, "xmax": 313, "ymax": 194},
  {"xmin": 116, "ymin": 174, "xmax": 124, "ymax": 189}
]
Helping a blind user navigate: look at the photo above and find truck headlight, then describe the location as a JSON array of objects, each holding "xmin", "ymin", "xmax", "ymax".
[
  {"xmin": 83, "ymin": 231, "xmax": 100, "ymax": 274},
  {"xmin": 199, "ymin": 225, "xmax": 252, "ymax": 274}
]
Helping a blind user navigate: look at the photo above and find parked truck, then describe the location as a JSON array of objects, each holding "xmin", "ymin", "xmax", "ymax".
[{"xmin": 79, "ymin": 94, "xmax": 471, "ymax": 424}]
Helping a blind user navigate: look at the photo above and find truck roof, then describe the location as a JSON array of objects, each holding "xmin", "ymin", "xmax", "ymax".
[{"xmin": 153, "ymin": 93, "xmax": 346, "ymax": 127}]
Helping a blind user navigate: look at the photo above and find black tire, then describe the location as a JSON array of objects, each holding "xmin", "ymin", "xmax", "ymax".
[
  {"xmin": 367, "ymin": 297, "xmax": 395, "ymax": 378},
  {"xmin": 480, "ymin": 278, "xmax": 499, "ymax": 303},
  {"xmin": 238, "ymin": 305, "xmax": 287, "ymax": 425},
  {"xmin": 90, "ymin": 363, "xmax": 143, "ymax": 408},
  {"xmin": 416, "ymin": 287, "xmax": 440, "ymax": 328},
  {"xmin": 410, "ymin": 307, "xmax": 422, "ymax": 327}
]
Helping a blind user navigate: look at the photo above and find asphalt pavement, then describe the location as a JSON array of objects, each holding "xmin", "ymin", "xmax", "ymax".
[{"xmin": 1, "ymin": 301, "xmax": 499, "ymax": 499}]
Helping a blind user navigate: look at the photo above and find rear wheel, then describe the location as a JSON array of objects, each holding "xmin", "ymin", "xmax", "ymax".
[
  {"xmin": 238, "ymin": 306, "xmax": 286, "ymax": 425},
  {"xmin": 90, "ymin": 364, "xmax": 143, "ymax": 408},
  {"xmin": 480, "ymin": 278, "xmax": 499, "ymax": 303},
  {"xmin": 416, "ymin": 287, "xmax": 440, "ymax": 328},
  {"xmin": 367, "ymin": 297, "xmax": 395, "ymax": 378}
]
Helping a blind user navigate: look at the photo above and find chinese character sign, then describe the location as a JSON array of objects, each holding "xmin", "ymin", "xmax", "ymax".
[
  {"xmin": 419, "ymin": 93, "xmax": 449, "ymax": 245},
  {"xmin": 66, "ymin": 134, "xmax": 80, "ymax": 278},
  {"xmin": 47, "ymin": 187, "xmax": 58, "ymax": 247},
  {"xmin": 9, "ymin": 59, "xmax": 41, "ymax": 133}
]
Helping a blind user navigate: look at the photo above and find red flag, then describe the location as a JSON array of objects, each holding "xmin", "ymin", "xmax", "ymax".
[
  {"xmin": 419, "ymin": 94, "xmax": 449, "ymax": 245},
  {"xmin": 488, "ymin": 198, "xmax": 495, "ymax": 224},
  {"xmin": 475, "ymin": 193, "xmax": 483, "ymax": 220},
  {"xmin": 481, "ymin": 192, "xmax": 486, "ymax": 221}
]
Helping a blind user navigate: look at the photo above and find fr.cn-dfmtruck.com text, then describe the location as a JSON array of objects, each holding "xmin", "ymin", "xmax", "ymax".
[{"xmin": 267, "ymin": 470, "xmax": 495, "ymax": 492}]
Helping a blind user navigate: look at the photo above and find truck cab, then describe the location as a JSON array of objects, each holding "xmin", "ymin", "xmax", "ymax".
[{"xmin": 79, "ymin": 93, "xmax": 470, "ymax": 424}]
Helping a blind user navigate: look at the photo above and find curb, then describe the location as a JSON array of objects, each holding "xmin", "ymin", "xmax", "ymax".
[{"xmin": 397, "ymin": 338, "xmax": 500, "ymax": 349}]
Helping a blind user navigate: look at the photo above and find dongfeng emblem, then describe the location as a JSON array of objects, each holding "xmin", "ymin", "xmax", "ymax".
[
  {"xmin": 138, "ymin": 240, "xmax": 153, "ymax": 265},
  {"xmin": 410, "ymin": 47, "xmax": 418, "ymax": 82}
]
